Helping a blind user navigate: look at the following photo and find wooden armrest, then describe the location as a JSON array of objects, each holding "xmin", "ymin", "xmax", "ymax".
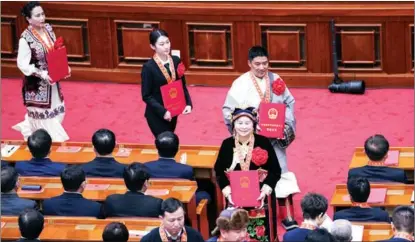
[{"xmin": 196, "ymin": 199, "xmax": 209, "ymax": 240}]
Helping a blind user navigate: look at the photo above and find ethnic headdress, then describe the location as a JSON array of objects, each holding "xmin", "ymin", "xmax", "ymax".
[{"xmin": 231, "ymin": 106, "xmax": 258, "ymax": 123}]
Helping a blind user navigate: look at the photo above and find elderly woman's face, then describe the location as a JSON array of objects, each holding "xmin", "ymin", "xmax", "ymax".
[{"xmin": 234, "ymin": 116, "xmax": 254, "ymax": 137}]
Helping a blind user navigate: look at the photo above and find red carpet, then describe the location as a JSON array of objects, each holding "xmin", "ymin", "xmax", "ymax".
[{"xmin": 2, "ymin": 78, "xmax": 413, "ymax": 235}]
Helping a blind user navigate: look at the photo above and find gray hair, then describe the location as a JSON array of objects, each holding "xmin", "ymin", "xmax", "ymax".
[{"xmin": 330, "ymin": 219, "xmax": 352, "ymax": 242}]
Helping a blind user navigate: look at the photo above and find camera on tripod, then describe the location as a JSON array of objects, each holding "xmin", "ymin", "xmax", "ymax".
[{"xmin": 328, "ymin": 19, "xmax": 366, "ymax": 95}]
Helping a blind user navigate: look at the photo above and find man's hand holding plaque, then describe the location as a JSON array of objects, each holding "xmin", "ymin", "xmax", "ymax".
[{"xmin": 257, "ymin": 102, "xmax": 286, "ymax": 139}]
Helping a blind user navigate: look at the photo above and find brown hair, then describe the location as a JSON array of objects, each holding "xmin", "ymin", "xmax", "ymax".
[{"xmin": 212, "ymin": 209, "xmax": 249, "ymax": 236}]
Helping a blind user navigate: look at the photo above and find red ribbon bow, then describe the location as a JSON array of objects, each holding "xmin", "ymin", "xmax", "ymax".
[
  {"xmin": 272, "ymin": 78, "xmax": 286, "ymax": 96},
  {"xmin": 251, "ymin": 147, "xmax": 268, "ymax": 167},
  {"xmin": 54, "ymin": 37, "xmax": 64, "ymax": 50},
  {"xmin": 177, "ymin": 62, "xmax": 186, "ymax": 78}
]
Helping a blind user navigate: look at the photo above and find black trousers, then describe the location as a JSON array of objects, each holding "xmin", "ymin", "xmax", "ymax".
[{"xmin": 146, "ymin": 114, "xmax": 178, "ymax": 138}]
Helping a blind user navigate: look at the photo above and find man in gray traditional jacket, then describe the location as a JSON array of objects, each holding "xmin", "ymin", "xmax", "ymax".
[{"xmin": 222, "ymin": 46, "xmax": 301, "ymax": 230}]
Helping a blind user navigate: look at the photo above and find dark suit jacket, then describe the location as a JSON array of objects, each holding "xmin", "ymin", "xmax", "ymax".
[
  {"xmin": 141, "ymin": 55, "xmax": 192, "ymax": 119},
  {"xmin": 1, "ymin": 193, "xmax": 37, "ymax": 215},
  {"xmin": 15, "ymin": 158, "xmax": 66, "ymax": 176},
  {"xmin": 15, "ymin": 238, "xmax": 40, "ymax": 242},
  {"xmin": 144, "ymin": 158, "xmax": 194, "ymax": 180},
  {"xmin": 15, "ymin": 239, "xmax": 40, "ymax": 242},
  {"xmin": 102, "ymin": 191, "xmax": 163, "ymax": 218},
  {"xmin": 144, "ymin": 158, "xmax": 211, "ymax": 204},
  {"xmin": 1, "ymin": 160, "xmax": 9, "ymax": 167},
  {"xmin": 43, "ymin": 192, "xmax": 101, "ymax": 217},
  {"xmin": 334, "ymin": 207, "xmax": 390, "ymax": 222},
  {"xmin": 282, "ymin": 228, "xmax": 314, "ymax": 242},
  {"xmin": 379, "ymin": 238, "xmax": 414, "ymax": 242},
  {"xmin": 348, "ymin": 165, "xmax": 407, "ymax": 184},
  {"xmin": 81, "ymin": 157, "xmax": 126, "ymax": 178}
]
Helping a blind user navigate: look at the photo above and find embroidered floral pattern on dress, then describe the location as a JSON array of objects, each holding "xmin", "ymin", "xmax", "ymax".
[{"xmin": 28, "ymin": 105, "xmax": 65, "ymax": 119}]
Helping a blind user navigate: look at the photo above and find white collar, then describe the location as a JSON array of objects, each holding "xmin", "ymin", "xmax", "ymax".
[{"xmin": 165, "ymin": 228, "xmax": 183, "ymax": 239}]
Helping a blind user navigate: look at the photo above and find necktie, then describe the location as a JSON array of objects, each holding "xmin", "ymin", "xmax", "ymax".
[{"xmin": 164, "ymin": 63, "xmax": 172, "ymax": 77}]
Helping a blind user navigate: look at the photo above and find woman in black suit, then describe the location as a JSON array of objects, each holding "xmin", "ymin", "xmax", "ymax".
[{"xmin": 141, "ymin": 29, "xmax": 193, "ymax": 138}]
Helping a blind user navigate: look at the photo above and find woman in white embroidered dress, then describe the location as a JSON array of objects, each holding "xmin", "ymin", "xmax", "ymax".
[{"xmin": 13, "ymin": 1, "xmax": 70, "ymax": 142}]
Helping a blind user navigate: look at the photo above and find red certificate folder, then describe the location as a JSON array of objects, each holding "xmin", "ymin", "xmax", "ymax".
[
  {"xmin": 46, "ymin": 46, "xmax": 69, "ymax": 83},
  {"xmin": 258, "ymin": 102, "xmax": 286, "ymax": 138},
  {"xmin": 160, "ymin": 81, "xmax": 186, "ymax": 117},
  {"xmin": 228, "ymin": 170, "xmax": 261, "ymax": 207}
]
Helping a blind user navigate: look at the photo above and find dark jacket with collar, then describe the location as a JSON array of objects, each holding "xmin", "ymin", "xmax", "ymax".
[
  {"xmin": 43, "ymin": 192, "xmax": 102, "ymax": 217},
  {"xmin": 15, "ymin": 158, "xmax": 66, "ymax": 176},
  {"xmin": 81, "ymin": 157, "xmax": 126, "ymax": 178}
]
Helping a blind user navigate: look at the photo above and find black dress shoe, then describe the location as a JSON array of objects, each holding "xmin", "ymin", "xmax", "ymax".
[{"xmin": 282, "ymin": 218, "xmax": 299, "ymax": 231}]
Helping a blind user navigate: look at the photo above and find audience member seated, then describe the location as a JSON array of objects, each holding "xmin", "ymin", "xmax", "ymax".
[
  {"xmin": 15, "ymin": 129, "xmax": 65, "ymax": 176},
  {"xmin": 102, "ymin": 162, "xmax": 162, "ymax": 218},
  {"xmin": 207, "ymin": 208, "xmax": 249, "ymax": 242},
  {"xmin": 16, "ymin": 208, "xmax": 44, "ymax": 242},
  {"xmin": 334, "ymin": 176, "xmax": 390, "ymax": 222},
  {"xmin": 283, "ymin": 193, "xmax": 328, "ymax": 242},
  {"xmin": 81, "ymin": 129, "xmax": 126, "ymax": 177},
  {"xmin": 42, "ymin": 165, "xmax": 102, "ymax": 217},
  {"xmin": 1, "ymin": 160, "xmax": 9, "ymax": 167},
  {"xmin": 144, "ymin": 131, "xmax": 211, "ymax": 205},
  {"xmin": 1, "ymin": 166, "xmax": 37, "ymax": 215},
  {"xmin": 348, "ymin": 134, "xmax": 407, "ymax": 183},
  {"xmin": 140, "ymin": 198, "xmax": 205, "ymax": 242},
  {"xmin": 102, "ymin": 222, "xmax": 129, "ymax": 242},
  {"xmin": 379, "ymin": 206, "xmax": 414, "ymax": 242},
  {"xmin": 305, "ymin": 228, "xmax": 336, "ymax": 242},
  {"xmin": 330, "ymin": 219, "xmax": 352, "ymax": 242}
]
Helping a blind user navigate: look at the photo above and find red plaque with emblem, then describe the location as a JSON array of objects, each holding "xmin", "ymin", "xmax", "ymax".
[
  {"xmin": 228, "ymin": 170, "xmax": 261, "ymax": 207},
  {"xmin": 160, "ymin": 80, "xmax": 186, "ymax": 117},
  {"xmin": 258, "ymin": 102, "xmax": 286, "ymax": 139}
]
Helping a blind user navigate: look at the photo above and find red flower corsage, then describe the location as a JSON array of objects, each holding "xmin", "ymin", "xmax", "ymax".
[
  {"xmin": 251, "ymin": 147, "xmax": 268, "ymax": 166},
  {"xmin": 54, "ymin": 37, "xmax": 64, "ymax": 50},
  {"xmin": 177, "ymin": 62, "xmax": 186, "ymax": 78},
  {"xmin": 272, "ymin": 78, "xmax": 286, "ymax": 96}
]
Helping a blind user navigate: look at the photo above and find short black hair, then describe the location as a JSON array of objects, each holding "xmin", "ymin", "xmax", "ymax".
[
  {"xmin": 60, "ymin": 165, "xmax": 85, "ymax": 192},
  {"xmin": 364, "ymin": 134, "xmax": 389, "ymax": 161},
  {"xmin": 102, "ymin": 222, "xmax": 129, "ymax": 242},
  {"xmin": 18, "ymin": 208, "xmax": 44, "ymax": 240},
  {"xmin": 123, "ymin": 163, "xmax": 150, "ymax": 192},
  {"xmin": 305, "ymin": 228, "xmax": 336, "ymax": 242},
  {"xmin": 149, "ymin": 29, "xmax": 169, "ymax": 46},
  {"xmin": 155, "ymin": 131, "xmax": 179, "ymax": 158},
  {"xmin": 21, "ymin": 1, "xmax": 41, "ymax": 19},
  {"xmin": 27, "ymin": 129, "xmax": 52, "ymax": 159},
  {"xmin": 347, "ymin": 176, "xmax": 370, "ymax": 203},
  {"xmin": 161, "ymin": 198, "xmax": 184, "ymax": 216},
  {"xmin": 248, "ymin": 46, "xmax": 268, "ymax": 62},
  {"xmin": 392, "ymin": 206, "xmax": 414, "ymax": 234},
  {"xmin": 1, "ymin": 166, "xmax": 19, "ymax": 192},
  {"xmin": 92, "ymin": 129, "xmax": 116, "ymax": 156},
  {"xmin": 300, "ymin": 193, "xmax": 328, "ymax": 220}
]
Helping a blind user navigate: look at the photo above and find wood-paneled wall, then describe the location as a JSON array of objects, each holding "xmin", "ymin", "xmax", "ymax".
[{"xmin": 1, "ymin": 1, "xmax": 413, "ymax": 87}]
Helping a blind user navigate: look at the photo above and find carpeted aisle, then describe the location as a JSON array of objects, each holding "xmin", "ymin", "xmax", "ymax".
[{"xmin": 2, "ymin": 78, "xmax": 414, "ymax": 236}]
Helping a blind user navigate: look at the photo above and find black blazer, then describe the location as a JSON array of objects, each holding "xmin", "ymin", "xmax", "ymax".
[
  {"xmin": 1, "ymin": 193, "xmax": 37, "ymax": 215},
  {"xmin": 81, "ymin": 157, "xmax": 126, "ymax": 178},
  {"xmin": 348, "ymin": 166, "xmax": 408, "ymax": 184},
  {"xmin": 141, "ymin": 55, "xmax": 192, "ymax": 118},
  {"xmin": 102, "ymin": 191, "xmax": 163, "ymax": 218},
  {"xmin": 42, "ymin": 192, "xmax": 102, "ymax": 217},
  {"xmin": 334, "ymin": 207, "xmax": 390, "ymax": 222}
]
